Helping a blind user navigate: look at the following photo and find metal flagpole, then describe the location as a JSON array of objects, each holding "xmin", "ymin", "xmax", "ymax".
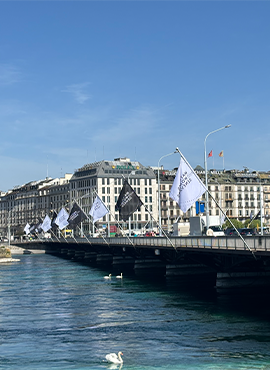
[
  {"xmin": 175, "ymin": 148, "xmax": 256, "ymax": 259},
  {"xmin": 144, "ymin": 206, "xmax": 177, "ymax": 251},
  {"xmin": 207, "ymin": 191, "xmax": 256, "ymax": 260},
  {"xmin": 92, "ymin": 189, "xmax": 135, "ymax": 247}
]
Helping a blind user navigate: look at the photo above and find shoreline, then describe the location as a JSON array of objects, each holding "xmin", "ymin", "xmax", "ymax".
[{"xmin": 8, "ymin": 245, "xmax": 45, "ymax": 255}]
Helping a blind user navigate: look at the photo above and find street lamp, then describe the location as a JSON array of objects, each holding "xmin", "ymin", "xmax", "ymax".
[
  {"xmin": 204, "ymin": 124, "xmax": 231, "ymax": 230},
  {"xmin": 158, "ymin": 150, "xmax": 177, "ymax": 236}
]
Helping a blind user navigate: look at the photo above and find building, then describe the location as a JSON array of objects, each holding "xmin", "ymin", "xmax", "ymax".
[
  {"xmin": 70, "ymin": 157, "xmax": 158, "ymax": 235},
  {"xmin": 1, "ymin": 157, "xmax": 270, "ymax": 239}
]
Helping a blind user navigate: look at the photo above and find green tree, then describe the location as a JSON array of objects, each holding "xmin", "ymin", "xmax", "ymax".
[
  {"xmin": 244, "ymin": 219, "xmax": 261, "ymax": 229},
  {"xmin": 222, "ymin": 218, "xmax": 243, "ymax": 230}
]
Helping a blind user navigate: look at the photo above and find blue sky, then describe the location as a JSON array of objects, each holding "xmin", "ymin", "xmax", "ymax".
[{"xmin": 0, "ymin": 1, "xmax": 270, "ymax": 191}]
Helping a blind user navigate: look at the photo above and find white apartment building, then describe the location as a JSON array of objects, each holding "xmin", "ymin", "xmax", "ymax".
[
  {"xmin": 70, "ymin": 157, "xmax": 158, "ymax": 235},
  {"xmin": 1, "ymin": 159, "xmax": 270, "ymax": 239}
]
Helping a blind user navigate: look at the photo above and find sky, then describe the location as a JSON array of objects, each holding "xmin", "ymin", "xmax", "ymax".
[{"xmin": 0, "ymin": 1, "xmax": 270, "ymax": 191}]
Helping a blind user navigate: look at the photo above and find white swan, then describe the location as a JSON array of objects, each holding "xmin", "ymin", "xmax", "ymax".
[
  {"xmin": 104, "ymin": 274, "xmax": 111, "ymax": 279},
  {"xmin": 116, "ymin": 273, "xmax": 123, "ymax": 279},
  {"xmin": 105, "ymin": 351, "xmax": 123, "ymax": 364}
]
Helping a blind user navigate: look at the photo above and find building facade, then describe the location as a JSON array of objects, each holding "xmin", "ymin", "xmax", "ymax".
[{"xmin": 0, "ymin": 158, "xmax": 270, "ymax": 239}]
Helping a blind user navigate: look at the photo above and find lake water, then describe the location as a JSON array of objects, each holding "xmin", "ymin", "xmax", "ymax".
[{"xmin": 0, "ymin": 253, "xmax": 269, "ymax": 370}]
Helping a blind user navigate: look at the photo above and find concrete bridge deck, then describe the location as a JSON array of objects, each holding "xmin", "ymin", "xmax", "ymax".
[{"xmin": 12, "ymin": 235, "xmax": 270, "ymax": 291}]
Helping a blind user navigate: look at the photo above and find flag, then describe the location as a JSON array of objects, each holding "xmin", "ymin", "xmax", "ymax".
[
  {"xmin": 55, "ymin": 207, "xmax": 69, "ymax": 230},
  {"xmin": 219, "ymin": 150, "xmax": 223, "ymax": 157},
  {"xmin": 115, "ymin": 180, "xmax": 143, "ymax": 221},
  {"xmin": 41, "ymin": 215, "xmax": 52, "ymax": 233},
  {"xmin": 67, "ymin": 202, "xmax": 87, "ymax": 228},
  {"xmin": 51, "ymin": 211, "xmax": 58, "ymax": 227},
  {"xmin": 35, "ymin": 218, "xmax": 43, "ymax": 233},
  {"xmin": 89, "ymin": 195, "xmax": 109, "ymax": 223},
  {"xmin": 169, "ymin": 157, "xmax": 206, "ymax": 213},
  {"xmin": 24, "ymin": 223, "xmax": 30, "ymax": 235},
  {"xmin": 208, "ymin": 150, "xmax": 213, "ymax": 158},
  {"xmin": 29, "ymin": 223, "xmax": 36, "ymax": 234}
]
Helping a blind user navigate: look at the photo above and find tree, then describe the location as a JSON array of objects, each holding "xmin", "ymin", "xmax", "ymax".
[
  {"xmin": 244, "ymin": 219, "xmax": 261, "ymax": 229},
  {"xmin": 222, "ymin": 219, "xmax": 243, "ymax": 230}
]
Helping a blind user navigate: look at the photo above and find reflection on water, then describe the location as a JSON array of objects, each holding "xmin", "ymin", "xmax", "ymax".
[{"xmin": 0, "ymin": 254, "xmax": 269, "ymax": 370}]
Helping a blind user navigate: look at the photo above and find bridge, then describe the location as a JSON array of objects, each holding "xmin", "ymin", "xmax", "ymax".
[{"xmin": 13, "ymin": 235, "xmax": 270, "ymax": 291}]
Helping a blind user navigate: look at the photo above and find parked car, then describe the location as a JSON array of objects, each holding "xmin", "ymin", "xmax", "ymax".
[
  {"xmin": 224, "ymin": 228, "xmax": 237, "ymax": 236},
  {"xmin": 238, "ymin": 228, "xmax": 257, "ymax": 236}
]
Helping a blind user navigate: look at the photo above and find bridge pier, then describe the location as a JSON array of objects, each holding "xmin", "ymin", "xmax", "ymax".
[
  {"xmin": 112, "ymin": 255, "xmax": 135, "ymax": 269},
  {"xmin": 134, "ymin": 258, "xmax": 166, "ymax": 277},
  {"xmin": 84, "ymin": 251, "xmax": 97, "ymax": 263},
  {"xmin": 215, "ymin": 270, "xmax": 270, "ymax": 291},
  {"xmin": 96, "ymin": 253, "xmax": 113, "ymax": 266},
  {"xmin": 166, "ymin": 264, "xmax": 216, "ymax": 287}
]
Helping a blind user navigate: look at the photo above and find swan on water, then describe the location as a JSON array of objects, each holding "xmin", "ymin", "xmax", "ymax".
[
  {"xmin": 105, "ymin": 351, "xmax": 123, "ymax": 364},
  {"xmin": 116, "ymin": 273, "xmax": 123, "ymax": 279},
  {"xmin": 104, "ymin": 274, "xmax": 112, "ymax": 279}
]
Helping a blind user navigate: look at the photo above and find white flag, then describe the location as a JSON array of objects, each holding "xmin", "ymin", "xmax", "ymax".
[
  {"xmin": 169, "ymin": 157, "xmax": 206, "ymax": 213},
  {"xmin": 41, "ymin": 215, "xmax": 52, "ymax": 233},
  {"xmin": 24, "ymin": 223, "xmax": 30, "ymax": 235},
  {"xmin": 89, "ymin": 195, "xmax": 109, "ymax": 223},
  {"xmin": 55, "ymin": 208, "xmax": 69, "ymax": 230}
]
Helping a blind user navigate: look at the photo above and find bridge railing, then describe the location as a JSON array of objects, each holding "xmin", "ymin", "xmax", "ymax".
[
  {"xmin": 22, "ymin": 235, "xmax": 270, "ymax": 253},
  {"xmin": 108, "ymin": 235, "xmax": 270, "ymax": 252}
]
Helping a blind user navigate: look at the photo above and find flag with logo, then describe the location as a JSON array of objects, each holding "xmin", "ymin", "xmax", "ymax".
[
  {"xmin": 89, "ymin": 195, "xmax": 109, "ymax": 223},
  {"xmin": 169, "ymin": 157, "xmax": 206, "ymax": 213},
  {"xmin": 35, "ymin": 218, "xmax": 43, "ymax": 233},
  {"xmin": 67, "ymin": 202, "xmax": 87, "ymax": 228},
  {"xmin": 24, "ymin": 223, "xmax": 30, "ymax": 235},
  {"xmin": 41, "ymin": 215, "xmax": 52, "ymax": 233},
  {"xmin": 115, "ymin": 180, "xmax": 143, "ymax": 221},
  {"xmin": 219, "ymin": 150, "xmax": 224, "ymax": 157},
  {"xmin": 29, "ymin": 223, "xmax": 36, "ymax": 234},
  {"xmin": 208, "ymin": 150, "xmax": 213, "ymax": 158},
  {"xmin": 55, "ymin": 207, "xmax": 69, "ymax": 230}
]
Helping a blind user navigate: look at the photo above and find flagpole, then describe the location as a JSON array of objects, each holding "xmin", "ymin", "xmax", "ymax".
[
  {"xmin": 207, "ymin": 191, "xmax": 256, "ymax": 260},
  {"xmin": 175, "ymin": 147, "xmax": 255, "ymax": 259},
  {"xmin": 51, "ymin": 208, "xmax": 69, "ymax": 243},
  {"xmin": 92, "ymin": 190, "xmax": 135, "ymax": 247},
  {"xmin": 144, "ymin": 206, "xmax": 177, "ymax": 251},
  {"xmin": 204, "ymin": 125, "xmax": 231, "ymax": 231},
  {"xmin": 69, "ymin": 198, "xmax": 109, "ymax": 245}
]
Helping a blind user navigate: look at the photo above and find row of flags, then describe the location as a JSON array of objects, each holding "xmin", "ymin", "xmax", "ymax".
[
  {"xmin": 24, "ymin": 180, "xmax": 143, "ymax": 235},
  {"xmin": 24, "ymin": 152, "xmax": 209, "ymax": 236},
  {"xmin": 208, "ymin": 150, "xmax": 224, "ymax": 158}
]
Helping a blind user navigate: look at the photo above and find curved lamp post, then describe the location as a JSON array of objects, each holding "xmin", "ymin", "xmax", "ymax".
[
  {"xmin": 204, "ymin": 125, "xmax": 231, "ymax": 230},
  {"xmin": 158, "ymin": 151, "xmax": 177, "ymax": 236}
]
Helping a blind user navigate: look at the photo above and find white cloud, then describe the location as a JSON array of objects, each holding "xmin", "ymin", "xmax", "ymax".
[{"xmin": 61, "ymin": 82, "xmax": 92, "ymax": 104}]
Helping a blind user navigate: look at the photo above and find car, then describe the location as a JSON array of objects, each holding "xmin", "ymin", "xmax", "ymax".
[
  {"xmin": 224, "ymin": 228, "xmax": 237, "ymax": 236},
  {"xmin": 238, "ymin": 228, "xmax": 256, "ymax": 236}
]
